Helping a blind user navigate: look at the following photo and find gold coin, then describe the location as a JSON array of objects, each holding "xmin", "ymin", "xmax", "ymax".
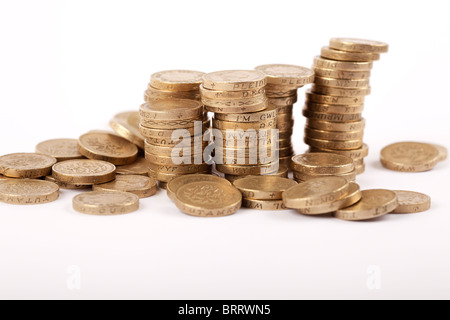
[
  {"xmin": 242, "ymin": 199, "xmax": 288, "ymax": 211},
  {"xmin": 277, "ymin": 120, "xmax": 295, "ymax": 132},
  {"xmin": 305, "ymin": 127, "xmax": 364, "ymax": 141},
  {"xmin": 146, "ymin": 134, "xmax": 207, "ymax": 148},
  {"xmin": 268, "ymin": 95, "xmax": 298, "ymax": 107},
  {"xmin": 146, "ymin": 152, "xmax": 209, "ymax": 166},
  {"xmin": 167, "ymin": 174, "xmax": 232, "ymax": 201},
  {"xmin": 306, "ymin": 118, "xmax": 366, "ymax": 132},
  {"xmin": 144, "ymin": 86, "xmax": 201, "ymax": 102},
  {"xmin": 303, "ymin": 109, "xmax": 362, "ymax": 122},
  {"xmin": 140, "ymin": 99, "xmax": 204, "ymax": 121},
  {"xmin": 36, "ymin": 139, "xmax": 84, "ymax": 161},
  {"xmin": 224, "ymin": 165, "xmax": 289, "ymax": 183},
  {"xmin": 78, "ymin": 132, "xmax": 138, "ymax": 165},
  {"xmin": 265, "ymin": 88, "xmax": 298, "ymax": 98},
  {"xmin": 139, "ymin": 119, "xmax": 209, "ymax": 138},
  {"xmin": 233, "ymin": 175, "xmax": 297, "ymax": 200},
  {"xmin": 200, "ymin": 85, "xmax": 265, "ymax": 100},
  {"xmin": 298, "ymin": 182, "xmax": 362, "ymax": 215},
  {"xmin": 140, "ymin": 116, "xmax": 207, "ymax": 129},
  {"xmin": 255, "ymin": 64, "xmax": 315, "ymax": 87},
  {"xmin": 205, "ymin": 101, "xmax": 268, "ymax": 114},
  {"xmin": 292, "ymin": 153, "xmax": 354, "ymax": 175},
  {"xmin": 145, "ymin": 140, "xmax": 209, "ymax": 157},
  {"xmin": 212, "ymin": 118, "xmax": 276, "ymax": 131},
  {"xmin": 109, "ymin": 111, "xmax": 145, "ymax": 149},
  {"xmin": 432, "ymin": 144, "xmax": 447, "ymax": 162},
  {"xmin": 116, "ymin": 157, "xmax": 150, "ymax": 176},
  {"xmin": 282, "ymin": 176, "xmax": 350, "ymax": 209},
  {"xmin": 216, "ymin": 162, "xmax": 279, "ymax": 176},
  {"xmin": 148, "ymin": 162, "xmax": 211, "ymax": 175},
  {"xmin": 334, "ymin": 189, "xmax": 398, "ymax": 221},
  {"xmin": 306, "ymin": 102, "xmax": 364, "ymax": 114},
  {"xmin": 309, "ymin": 143, "xmax": 369, "ymax": 159},
  {"xmin": 392, "ymin": 190, "xmax": 431, "ymax": 214},
  {"xmin": 45, "ymin": 175, "xmax": 91, "ymax": 190},
  {"xmin": 279, "ymin": 146, "xmax": 294, "ymax": 158},
  {"xmin": 276, "ymin": 113, "xmax": 294, "ymax": 123},
  {"xmin": 149, "ymin": 168, "xmax": 211, "ymax": 183},
  {"xmin": 174, "ymin": 181, "xmax": 242, "ymax": 217},
  {"xmin": 202, "ymin": 95, "xmax": 267, "ymax": 108},
  {"xmin": 313, "ymin": 67, "xmax": 371, "ymax": 80},
  {"xmin": 0, "ymin": 153, "xmax": 57, "ymax": 179},
  {"xmin": 312, "ymin": 85, "xmax": 371, "ymax": 97},
  {"xmin": 294, "ymin": 169, "xmax": 357, "ymax": 183},
  {"xmin": 202, "ymin": 70, "xmax": 267, "ymax": 91},
  {"xmin": 314, "ymin": 76, "xmax": 370, "ymax": 89},
  {"xmin": 329, "ymin": 38, "xmax": 389, "ymax": 53},
  {"xmin": 321, "ymin": 47, "xmax": 380, "ymax": 62},
  {"xmin": 158, "ymin": 181, "xmax": 168, "ymax": 190},
  {"xmin": 214, "ymin": 105, "xmax": 277, "ymax": 123},
  {"xmin": 150, "ymin": 70, "xmax": 205, "ymax": 92},
  {"xmin": 0, "ymin": 179, "xmax": 59, "ymax": 205},
  {"xmin": 380, "ymin": 142, "xmax": 441, "ymax": 172},
  {"xmin": 306, "ymin": 90, "xmax": 365, "ymax": 105},
  {"xmin": 276, "ymin": 104, "xmax": 294, "ymax": 114},
  {"xmin": 215, "ymin": 156, "xmax": 275, "ymax": 167},
  {"xmin": 93, "ymin": 175, "xmax": 157, "ymax": 198},
  {"xmin": 52, "ymin": 159, "xmax": 116, "ymax": 185},
  {"xmin": 355, "ymin": 163, "xmax": 366, "ymax": 175},
  {"xmin": 313, "ymin": 56, "xmax": 373, "ymax": 71},
  {"xmin": 305, "ymin": 136, "xmax": 363, "ymax": 150},
  {"xmin": 73, "ymin": 191, "xmax": 139, "ymax": 215}
]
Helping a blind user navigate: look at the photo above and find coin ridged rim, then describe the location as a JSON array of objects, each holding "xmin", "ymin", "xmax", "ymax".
[
  {"xmin": 306, "ymin": 90, "xmax": 365, "ymax": 106},
  {"xmin": 216, "ymin": 162, "xmax": 280, "ymax": 176},
  {"xmin": 116, "ymin": 157, "xmax": 150, "ymax": 176},
  {"xmin": 312, "ymin": 85, "xmax": 371, "ymax": 97},
  {"xmin": 150, "ymin": 70, "xmax": 205, "ymax": 92},
  {"xmin": 233, "ymin": 176, "xmax": 297, "ymax": 200},
  {"xmin": 73, "ymin": 191, "xmax": 140, "ymax": 215},
  {"xmin": 308, "ymin": 143, "xmax": 369, "ymax": 159},
  {"xmin": 305, "ymin": 136, "xmax": 364, "ymax": 151},
  {"xmin": 139, "ymin": 99, "xmax": 204, "ymax": 121},
  {"xmin": 305, "ymin": 127, "xmax": 364, "ymax": 141},
  {"xmin": 167, "ymin": 174, "xmax": 232, "ymax": 201},
  {"xmin": 321, "ymin": 47, "xmax": 381, "ymax": 62},
  {"xmin": 294, "ymin": 169, "xmax": 357, "ymax": 183},
  {"xmin": 52, "ymin": 159, "xmax": 116, "ymax": 185},
  {"xmin": 255, "ymin": 64, "xmax": 315, "ymax": 87},
  {"xmin": 313, "ymin": 56, "xmax": 373, "ymax": 71},
  {"xmin": 305, "ymin": 118, "xmax": 366, "ymax": 132},
  {"xmin": 202, "ymin": 70, "xmax": 267, "ymax": 91},
  {"xmin": 35, "ymin": 139, "xmax": 84, "ymax": 161},
  {"xmin": 292, "ymin": 153, "xmax": 355, "ymax": 175},
  {"xmin": 144, "ymin": 86, "xmax": 201, "ymax": 101},
  {"xmin": 314, "ymin": 76, "xmax": 370, "ymax": 89},
  {"xmin": 213, "ymin": 105, "xmax": 277, "ymax": 123},
  {"xmin": 242, "ymin": 198, "xmax": 288, "ymax": 211},
  {"xmin": 329, "ymin": 38, "xmax": 389, "ymax": 53},
  {"xmin": 45, "ymin": 175, "xmax": 92, "ymax": 190},
  {"xmin": 0, "ymin": 153, "xmax": 57, "ymax": 179},
  {"xmin": 305, "ymin": 102, "xmax": 365, "ymax": 114},
  {"xmin": 109, "ymin": 112, "xmax": 145, "ymax": 149},
  {"xmin": 312, "ymin": 67, "xmax": 371, "ymax": 80},
  {"xmin": 0, "ymin": 179, "xmax": 60, "ymax": 205},
  {"xmin": 93, "ymin": 175, "xmax": 157, "ymax": 198}
]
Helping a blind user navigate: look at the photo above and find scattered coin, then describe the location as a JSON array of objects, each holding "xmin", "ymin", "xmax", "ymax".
[
  {"xmin": 392, "ymin": 190, "xmax": 431, "ymax": 214},
  {"xmin": 380, "ymin": 142, "xmax": 441, "ymax": 172},
  {"xmin": 72, "ymin": 191, "xmax": 140, "ymax": 215},
  {"xmin": 35, "ymin": 139, "xmax": 84, "ymax": 161},
  {"xmin": 45, "ymin": 175, "xmax": 91, "ymax": 190},
  {"xmin": 233, "ymin": 176, "xmax": 297, "ymax": 200},
  {"xmin": 93, "ymin": 175, "xmax": 157, "ymax": 198},
  {"xmin": 0, "ymin": 179, "xmax": 59, "ymax": 205},
  {"xmin": 52, "ymin": 159, "xmax": 116, "ymax": 185},
  {"xmin": 109, "ymin": 111, "xmax": 145, "ymax": 149},
  {"xmin": 0, "ymin": 153, "xmax": 57, "ymax": 178},
  {"xmin": 167, "ymin": 174, "xmax": 232, "ymax": 201}
]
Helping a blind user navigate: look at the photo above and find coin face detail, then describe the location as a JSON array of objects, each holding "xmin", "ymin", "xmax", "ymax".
[
  {"xmin": 36, "ymin": 139, "xmax": 84, "ymax": 161},
  {"xmin": 292, "ymin": 153, "xmax": 355, "ymax": 175},
  {"xmin": 335, "ymin": 189, "xmax": 398, "ymax": 221},
  {"xmin": 233, "ymin": 176, "xmax": 297, "ymax": 200},
  {"xmin": 175, "ymin": 181, "xmax": 242, "ymax": 217},
  {"xmin": 167, "ymin": 174, "xmax": 232, "ymax": 201},
  {"xmin": 93, "ymin": 175, "xmax": 157, "ymax": 198},
  {"xmin": 0, "ymin": 179, "xmax": 59, "ymax": 205},
  {"xmin": 72, "ymin": 191, "xmax": 140, "ymax": 215},
  {"xmin": 380, "ymin": 142, "xmax": 441, "ymax": 172},
  {"xmin": 203, "ymin": 70, "xmax": 267, "ymax": 91},
  {"xmin": 78, "ymin": 132, "xmax": 138, "ymax": 165},
  {"xmin": 110, "ymin": 111, "xmax": 145, "ymax": 149},
  {"xmin": 52, "ymin": 159, "xmax": 116, "ymax": 185},
  {"xmin": 150, "ymin": 70, "xmax": 205, "ymax": 91},
  {"xmin": 0, "ymin": 153, "xmax": 57, "ymax": 178},
  {"xmin": 255, "ymin": 64, "xmax": 315, "ymax": 87},
  {"xmin": 329, "ymin": 38, "xmax": 389, "ymax": 53},
  {"xmin": 392, "ymin": 191, "xmax": 431, "ymax": 214}
]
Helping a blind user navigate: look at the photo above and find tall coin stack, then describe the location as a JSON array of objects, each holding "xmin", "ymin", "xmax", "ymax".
[
  {"xmin": 139, "ymin": 70, "xmax": 212, "ymax": 187},
  {"xmin": 255, "ymin": 65, "xmax": 315, "ymax": 168},
  {"xmin": 200, "ymin": 70, "xmax": 280, "ymax": 182},
  {"xmin": 304, "ymin": 38, "xmax": 388, "ymax": 174}
]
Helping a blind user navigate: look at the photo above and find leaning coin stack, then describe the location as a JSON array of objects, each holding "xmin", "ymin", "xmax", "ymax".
[
  {"xmin": 201, "ymin": 70, "xmax": 280, "ymax": 182},
  {"xmin": 144, "ymin": 70, "xmax": 204, "ymax": 102},
  {"xmin": 140, "ymin": 99, "xmax": 212, "ymax": 184},
  {"xmin": 255, "ymin": 64, "xmax": 315, "ymax": 168},
  {"xmin": 304, "ymin": 38, "xmax": 389, "ymax": 174}
]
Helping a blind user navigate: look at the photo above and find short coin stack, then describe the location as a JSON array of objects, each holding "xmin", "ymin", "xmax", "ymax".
[
  {"xmin": 255, "ymin": 64, "xmax": 315, "ymax": 168},
  {"xmin": 139, "ymin": 99, "xmax": 211, "ymax": 184},
  {"xmin": 291, "ymin": 153, "xmax": 356, "ymax": 183},
  {"xmin": 233, "ymin": 175, "xmax": 297, "ymax": 211},
  {"xmin": 304, "ymin": 38, "xmax": 389, "ymax": 174},
  {"xmin": 201, "ymin": 70, "xmax": 280, "ymax": 181}
]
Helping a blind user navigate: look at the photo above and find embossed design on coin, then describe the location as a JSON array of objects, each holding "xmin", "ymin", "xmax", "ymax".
[
  {"xmin": 0, "ymin": 179, "xmax": 59, "ymax": 205},
  {"xmin": 36, "ymin": 139, "xmax": 84, "ymax": 161},
  {"xmin": 392, "ymin": 190, "xmax": 431, "ymax": 214},
  {"xmin": 0, "ymin": 153, "xmax": 57, "ymax": 178},
  {"xmin": 73, "ymin": 191, "xmax": 139, "ymax": 215},
  {"xmin": 93, "ymin": 175, "xmax": 157, "ymax": 198},
  {"xmin": 167, "ymin": 174, "xmax": 232, "ymax": 201},
  {"xmin": 52, "ymin": 159, "xmax": 116, "ymax": 185},
  {"xmin": 380, "ymin": 142, "xmax": 440, "ymax": 172}
]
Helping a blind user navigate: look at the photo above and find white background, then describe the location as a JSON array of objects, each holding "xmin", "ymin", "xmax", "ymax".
[{"xmin": 0, "ymin": 0, "xmax": 449, "ymax": 300}]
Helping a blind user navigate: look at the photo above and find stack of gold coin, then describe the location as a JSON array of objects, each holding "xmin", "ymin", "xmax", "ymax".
[
  {"xmin": 255, "ymin": 64, "xmax": 315, "ymax": 167},
  {"xmin": 139, "ymin": 99, "xmax": 212, "ymax": 184},
  {"xmin": 305, "ymin": 38, "xmax": 389, "ymax": 174},
  {"xmin": 144, "ymin": 70, "xmax": 205, "ymax": 102},
  {"xmin": 201, "ymin": 70, "xmax": 280, "ymax": 181},
  {"xmin": 291, "ymin": 153, "xmax": 356, "ymax": 183}
]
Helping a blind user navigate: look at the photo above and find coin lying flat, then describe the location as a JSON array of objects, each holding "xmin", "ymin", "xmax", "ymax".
[
  {"xmin": 313, "ymin": 56, "xmax": 373, "ymax": 71},
  {"xmin": 45, "ymin": 175, "xmax": 91, "ymax": 190},
  {"xmin": 292, "ymin": 153, "xmax": 354, "ymax": 175},
  {"xmin": 0, "ymin": 153, "xmax": 57, "ymax": 178},
  {"xmin": 392, "ymin": 191, "xmax": 431, "ymax": 214},
  {"xmin": 202, "ymin": 70, "xmax": 267, "ymax": 91},
  {"xmin": 167, "ymin": 174, "xmax": 232, "ymax": 201},
  {"xmin": 150, "ymin": 70, "xmax": 205, "ymax": 92},
  {"xmin": 73, "ymin": 191, "xmax": 139, "ymax": 215},
  {"xmin": 52, "ymin": 159, "xmax": 116, "ymax": 185},
  {"xmin": 233, "ymin": 176, "xmax": 297, "ymax": 200},
  {"xmin": 139, "ymin": 99, "xmax": 204, "ymax": 121},
  {"xmin": 116, "ymin": 157, "xmax": 149, "ymax": 176},
  {"xmin": 36, "ymin": 139, "xmax": 84, "ymax": 161},
  {"xmin": 380, "ymin": 142, "xmax": 441, "ymax": 172},
  {"xmin": 93, "ymin": 175, "xmax": 157, "ymax": 198},
  {"xmin": 334, "ymin": 189, "xmax": 398, "ymax": 221},
  {"xmin": 283, "ymin": 177, "xmax": 350, "ymax": 209},
  {"xmin": 109, "ymin": 111, "xmax": 145, "ymax": 149},
  {"xmin": 255, "ymin": 64, "xmax": 315, "ymax": 87},
  {"xmin": 242, "ymin": 198, "xmax": 288, "ymax": 211},
  {"xmin": 174, "ymin": 181, "xmax": 242, "ymax": 217},
  {"xmin": 321, "ymin": 47, "xmax": 380, "ymax": 62},
  {"xmin": 78, "ymin": 132, "xmax": 138, "ymax": 165},
  {"xmin": 329, "ymin": 38, "xmax": 389, "ymax": 53},
  {"xmin": 0, "ymin": 179, "xmax": 59, "ymax": 205}
]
